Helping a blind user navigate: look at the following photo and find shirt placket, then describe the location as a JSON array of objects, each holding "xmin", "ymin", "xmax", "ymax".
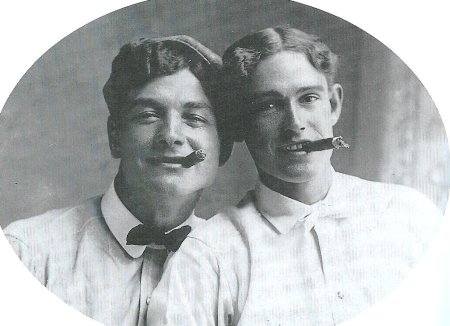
[
  {"xmin": 301, "ymin": 206, "xmax": 333, "ymax": 326},
  {"xmin": 138, "ymin": 247, "xmax": 168, "ymax": 326},
  {"xmin": 313, "ymin": 204, "xmax": 346, "ymax": 325}
]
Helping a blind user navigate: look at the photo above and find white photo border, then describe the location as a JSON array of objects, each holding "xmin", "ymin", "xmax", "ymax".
[{"xmin": 0, "ymin": 1, "xmax": 448, "ymax": 325}]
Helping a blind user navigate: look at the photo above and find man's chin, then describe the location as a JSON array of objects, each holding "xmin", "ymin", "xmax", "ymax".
[
  {"xmin": 276, "ymin": 171, "xmax": 316, "ymax": 184},
  {"xmin": 145, "ymin": 176, "xmax": 207, "ymax": 195},
  {"xmin": 273, "ymin": 162, "xmax": 316, "ymax": 180}
]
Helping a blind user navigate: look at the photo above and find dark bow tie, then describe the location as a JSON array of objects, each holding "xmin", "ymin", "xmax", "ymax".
[{"xmin": 126, "ymin": 224, "xmax": 192, "ymax": 252}]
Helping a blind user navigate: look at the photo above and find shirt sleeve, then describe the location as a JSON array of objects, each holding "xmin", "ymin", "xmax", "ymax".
[
  {"xmin": 386, "ymin": 187, "xmax": 443, "ymax": 256},
  {"xmin": 147, "ymin": 237, "xmax": 234, "ymax": 326},
  {"xmin": 4, "ymin": 232, "xmax": 47, "ymax": 285}
]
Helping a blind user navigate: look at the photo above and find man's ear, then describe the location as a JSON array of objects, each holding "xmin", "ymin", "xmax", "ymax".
[
  {"xmin": 107, "ymin": 116, "xmax": 121, "ymax": 159},
  {"xmin": 329, "ymin": 83, "xmax": 343, "ymax": 126}
]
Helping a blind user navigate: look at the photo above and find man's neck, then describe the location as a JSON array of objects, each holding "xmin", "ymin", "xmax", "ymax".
[
  {"xmin": 258, "ymin": 165, "xmax": 334, "ymax": 205},
  {"xmin": 114, "ymin": 173, "xmax": 201, "ymax": 231}
]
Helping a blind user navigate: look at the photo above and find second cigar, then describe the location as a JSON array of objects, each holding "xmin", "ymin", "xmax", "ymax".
[
  {"xmin": 182, "ymin": 149, "xmax": 206, "ymax": 167},
  {"xmin": 301, "ymin": 136, "xmax": 349, "ymax": 153}
]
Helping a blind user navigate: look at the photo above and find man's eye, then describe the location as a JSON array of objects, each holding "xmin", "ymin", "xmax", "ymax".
[
  {"xmin": 185, "ymin": 114, "xmax": 208, "ymax": 126},
  {"xmin": 301, "ymin": 94, "xmax": 320, "ymax": 104},
  {"xmin": 134, "ymin": 111, "xmax": 159, "ymax": 122},
  {"xmin": 251, "ymin": 101, "xmax": 280, "ymax": 113},
  {"xmin": 261, "ymin": 103, "xmax": 277, "ymax": 110}
]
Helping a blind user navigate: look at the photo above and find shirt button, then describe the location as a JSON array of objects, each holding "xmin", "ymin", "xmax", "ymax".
[
  {"xmin": 146, "ymin": 296, "xmax": 151, "ymax": 305},
  {"xmin": 337, "ymin": 291, "xmax": 344, "ymax": 299}
]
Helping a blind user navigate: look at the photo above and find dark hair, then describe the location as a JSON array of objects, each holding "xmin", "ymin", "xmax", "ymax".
[
  {"xmin": 103, "ymin": 36, "xmax": 232, "ymax": 164},
  {"xmin": 221, "ymin": 26, "xmax": 339, "ymax": 141},
  {"xmin": 104, "ymin": 37, "xmax": 221, "ymax": 117}
]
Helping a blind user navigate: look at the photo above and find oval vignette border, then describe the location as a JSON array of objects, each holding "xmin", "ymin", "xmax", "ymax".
[{"xmin": 0, "ymin": 1, "xmax": 449, "ymax": 325}]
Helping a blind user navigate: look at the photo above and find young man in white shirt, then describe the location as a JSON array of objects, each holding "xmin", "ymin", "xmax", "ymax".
[
  {"xmin": 147, "ymin": 27, "xmax": 442, "ymax": 326},
  {"xmin": 4, "ymin": 35, "xmax": 232, "ymax": 326}
]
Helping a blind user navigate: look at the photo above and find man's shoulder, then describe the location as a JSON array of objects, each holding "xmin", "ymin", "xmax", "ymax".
[
  {"xmin": 188, "ymin": 191, "xmax": 258, "ymax": 247},
  {"xmin": 337, "ymin": 172, "xmax": 442, "ymax": 233},
  {"xmin": 337, "ymin": 172, "xmax": 435, "ymax": 204},
  {"xmin": 4, "ymin": 195, "xmax": 104, "ymax": 245}
]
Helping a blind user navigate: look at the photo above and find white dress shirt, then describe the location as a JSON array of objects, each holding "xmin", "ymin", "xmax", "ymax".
[
  {"xmin": 147, "ymin": 172, "xmax": 442, "ymax": 326},
  {"xmin": 3, "ymin": 182, "xmax": 204, "ymax": 326}
]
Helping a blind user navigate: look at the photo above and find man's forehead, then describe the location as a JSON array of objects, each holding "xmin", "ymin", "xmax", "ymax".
[
  {"xmin": 249, "ymin": 51, "xmax": 328, "ymax": 94},
  {"xmin": 128, "ymin": 69, "xmax": 211, "ymax": 105}
]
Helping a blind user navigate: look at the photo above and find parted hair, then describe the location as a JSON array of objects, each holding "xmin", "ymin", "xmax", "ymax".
[{"xmin": 221, "ymin": 26, "xmax": 339, "ymax": 141}]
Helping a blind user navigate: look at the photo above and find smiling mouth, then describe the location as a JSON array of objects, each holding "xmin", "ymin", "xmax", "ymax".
[
  {"xmin": 280, "ymin": 137, "xmax": 350, "ymax": 153},
  {"xmin": 148, "ymin": 156, "xmax": 184, "ymax": 165},
  {"xmin": 279, "ymin": 141, "xmax": 311, "ymax": 152},
  {"xmin": 147, "ymin": 150, "xmax": 207, "ymax": 167}
]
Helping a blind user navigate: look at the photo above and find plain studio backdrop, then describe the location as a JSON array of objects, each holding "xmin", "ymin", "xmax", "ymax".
[{"xmin": 0, "ymin": 0, "xmax": 448, "ymax": 227}]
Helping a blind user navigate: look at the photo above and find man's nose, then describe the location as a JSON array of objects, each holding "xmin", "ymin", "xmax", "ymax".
[
  {"xmin": 155, "ymin": 113, "xmax": 185, "ymax": 147},
  {"xmin": 283, "ymin": 102, "xmax": 306, "ymax": 135}
]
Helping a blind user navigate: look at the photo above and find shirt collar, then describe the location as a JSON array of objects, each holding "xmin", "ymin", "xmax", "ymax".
[
  {"xmin": 101, "ymin": 181, "xmax": 202, "ymax": 258},
  {"xmin": 254, "ymin": 168, "xmax": 345, "ymax": 234}
]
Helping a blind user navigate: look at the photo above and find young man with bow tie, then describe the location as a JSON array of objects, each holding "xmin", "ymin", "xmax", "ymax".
[{"xmin": 4, "ymin": 35, "xmax": 231, "ymax": 326}]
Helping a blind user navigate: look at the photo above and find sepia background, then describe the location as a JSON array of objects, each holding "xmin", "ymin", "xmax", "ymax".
[{"xmin": 0, "ymin": 0, "xmax": 449, "ymax": 227}]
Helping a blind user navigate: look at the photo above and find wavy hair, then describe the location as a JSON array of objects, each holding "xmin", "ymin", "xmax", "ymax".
[{"xmin": 222, "ymin": 26, "xmax": 339, "ymax": 141}]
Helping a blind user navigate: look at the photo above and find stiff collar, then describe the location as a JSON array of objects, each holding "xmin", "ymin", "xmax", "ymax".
[
  {"xmin": 101, "ymin": 182, "xmax": 202, "ymax": 258},
  {"xmin": 254, "ymin": 169, "xmax": 346, "ymax": 234}
]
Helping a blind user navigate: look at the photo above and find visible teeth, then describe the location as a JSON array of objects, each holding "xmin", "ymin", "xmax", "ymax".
[{"xmin": 285, "ymin": 144, "xmax": 303, "ymax": 151}]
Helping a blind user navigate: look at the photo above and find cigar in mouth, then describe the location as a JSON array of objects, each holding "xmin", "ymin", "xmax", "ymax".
[
  {"xmin": 148, "ymin": 150, "xmax": 206, "ymax": 167},
  {"xmin": 301, "ymin": 136, "xmax": 349, "ymax": 153},
  {"xmin": 182, "ymin": 149, "xmax": 206, "ymax": 167}
]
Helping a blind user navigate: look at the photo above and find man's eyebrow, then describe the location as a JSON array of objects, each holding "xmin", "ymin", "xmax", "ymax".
[
  {"xmin": 132, "ymin": 98, "xmax": 163, "ymax": 108},
  {"xmin": 250, "ymin": 90, "xmax": 283, "ymax": 100},
  {"xmin": 294, "ymin": 85, "xmax": 325, "ymax": 94},
  {"xmin": 183, "ymin": 101, "xmax": 212, "ymax": 109},
  {"xmin": 250, "ymin": 85, "xmax": 326, "ymax": 100}
]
